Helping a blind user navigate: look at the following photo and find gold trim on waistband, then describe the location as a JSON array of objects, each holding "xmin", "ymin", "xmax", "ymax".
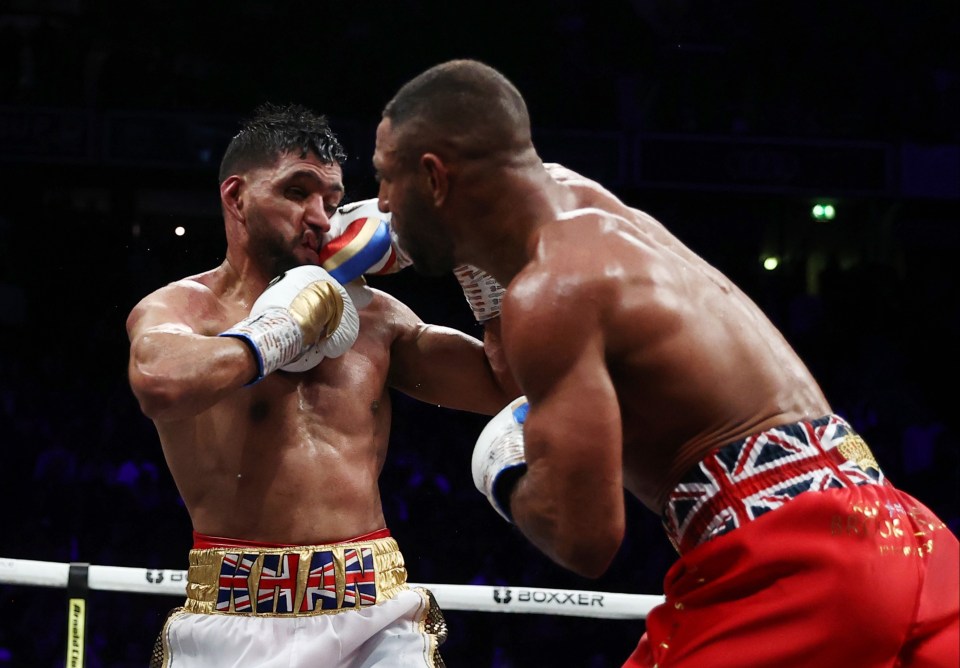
[{"xmin": 184, "ymin": 536, "xmax": 408, "ymax": 616}]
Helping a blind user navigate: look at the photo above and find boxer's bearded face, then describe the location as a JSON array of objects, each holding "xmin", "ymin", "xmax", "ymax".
[
  {"xmin": 244, "ymin": 152, "xmax": 344, "ymax": 279},
  {"xmin": 246, "ymin": 212, "xmax": 299, "ymax": 279}
]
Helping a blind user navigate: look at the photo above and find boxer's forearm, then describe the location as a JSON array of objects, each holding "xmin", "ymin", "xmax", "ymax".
[
  {"xmin": 482, "ymin": 317, "xmax": 523, "ymax": 399},
  {"xmin": 128, "ymin": 329, "xmax": 256, "ymax": 420},
  {"xmin": 511, "ymin": 464, "xmax": 624, "ymax": 580}
]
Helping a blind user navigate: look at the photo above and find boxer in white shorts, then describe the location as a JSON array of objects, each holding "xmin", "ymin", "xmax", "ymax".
[{"xmin": 126, "ymin": 105, "xmax": 519, "ymax": 668}]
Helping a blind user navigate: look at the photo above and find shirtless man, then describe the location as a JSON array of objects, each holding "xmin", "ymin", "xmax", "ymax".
[
  {"xmin": 372, "ymin": 59, "xmax": 959, "ymax": 667},
  {"xmin": 126, "ymin": 103, "xmax": 515, "ymax": 667}
]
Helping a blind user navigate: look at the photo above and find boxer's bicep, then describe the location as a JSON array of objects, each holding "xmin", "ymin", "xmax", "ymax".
[
  {"xmin": 127, "ymin": 284, "xmax": 254, "ymax": 421},
  {"xmin": 387, "ymin": 298, "xmax": 514, "ymax": 415},
  {"xmin": 503, "ymin": 289, "xmax": 625, "ymax": 577}
]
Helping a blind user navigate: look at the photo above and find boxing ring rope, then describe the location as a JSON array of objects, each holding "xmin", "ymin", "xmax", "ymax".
[
  {"xmin": 0, "ymin": 556, "xmax": 662, "ymax": 618},
  {"xmin": 1, "ymin": 556, "xmax": 664, "ymax": 666}
]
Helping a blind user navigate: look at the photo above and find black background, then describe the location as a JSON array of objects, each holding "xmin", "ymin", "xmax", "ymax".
[{"xmin": 0, "ymin": 1, "xmax": 958, "ymax": 666}]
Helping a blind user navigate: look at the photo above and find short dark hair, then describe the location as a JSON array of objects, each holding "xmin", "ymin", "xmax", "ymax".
[
  {"xmin": 218, "ymin": 103, "xmax": 347, "ymax": 183},
  {"xmin": 382, "ymin": 59, "xmax": 531, "ymax": 163}
]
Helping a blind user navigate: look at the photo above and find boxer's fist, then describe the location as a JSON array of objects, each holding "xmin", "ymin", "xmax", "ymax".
[
  {"xmin": 320, "ymin": 198, "xmax": 412, "ymax": 284},
  {"xmin": 220, "ymin": 266, "xmax": 359, "ymax": 383},
  {"xmin": 253, "ymin": 266, "xmax": 360, "ymax": 371},
  {"xmin": 472, "ymin": 396, "xmax": 529, "ymax": 523}
]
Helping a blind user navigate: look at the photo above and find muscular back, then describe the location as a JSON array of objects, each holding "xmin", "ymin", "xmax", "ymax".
[{"xmin": 507, "ymin": 165, "xmax": 831, "ymax": 513}]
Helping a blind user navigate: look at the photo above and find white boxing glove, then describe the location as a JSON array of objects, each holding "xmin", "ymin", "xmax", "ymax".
[
  {"xmin": 472, "ymin": 396, "xmax": 529, "ymax": 523},
  {"xmin": 454, "ymin": 264, "xmax": 506, "ymax": 322},
  {"xmin": 219, "ymin": 266, "xmax": 359, "ymax": 383}
]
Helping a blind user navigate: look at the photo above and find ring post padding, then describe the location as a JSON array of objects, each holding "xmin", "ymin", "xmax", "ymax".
[{"xmin": 66, "ymin": 562, "xmax": 90, "ymax": 668}]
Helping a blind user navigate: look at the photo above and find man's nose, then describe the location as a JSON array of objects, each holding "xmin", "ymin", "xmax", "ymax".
[
  {"xmin": 305, "ymin": 197, "xmax": 332, "ymax": 234},
  {"xmin": 377, "ymin": 186, "xmax": 390, "ymax": 214}
]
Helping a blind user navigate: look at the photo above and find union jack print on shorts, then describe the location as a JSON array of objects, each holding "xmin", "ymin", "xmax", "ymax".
[{"xmin": 663, "ymin": 415, "xmax": 887, "ymax": 554}]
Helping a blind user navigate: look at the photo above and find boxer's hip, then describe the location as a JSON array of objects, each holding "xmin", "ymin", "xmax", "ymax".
[{"xmin": 662, "ymin": 414, "xmax": 889, "ymax": 554}]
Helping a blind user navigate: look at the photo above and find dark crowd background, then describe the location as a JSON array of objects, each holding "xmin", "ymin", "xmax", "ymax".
[{"xmin": 0, "ymin": 1, "xmax": 958, "ymax": 666}]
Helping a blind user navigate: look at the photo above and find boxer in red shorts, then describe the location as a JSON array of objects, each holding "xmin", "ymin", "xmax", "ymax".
[
  {"xmin": 372, "ymin": 58, "xmax": 960, "ymax": 666},
  {"xmin": 628, "ymin": 415, "xmax": 959, "ymax": 667}
]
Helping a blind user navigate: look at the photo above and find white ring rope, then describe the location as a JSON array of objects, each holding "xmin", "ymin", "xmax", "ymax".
[{"xmin": 0, "ymin": 556, "xmax": 663, "ymax": 620}]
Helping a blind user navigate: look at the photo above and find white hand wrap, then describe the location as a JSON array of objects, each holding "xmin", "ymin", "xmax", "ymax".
[
  {"xmin": 220, "ymin": 266, "xmax": 359, "ymax": 383},
  {"xmin": 454, "ymin": 265, "xmax": 505, "ymax": 322},
  {"xmin": 219, "ymin": 309, "xmax": 307, "ymax": 382},
  {"xmin": 472, "ymin": 396, "xmax": 529, "ymax": 523}
]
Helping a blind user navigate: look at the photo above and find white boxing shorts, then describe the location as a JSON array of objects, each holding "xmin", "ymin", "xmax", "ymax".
[{"xmin": 151, "ymin": 529, "xmax": 446, "ymax": 667}]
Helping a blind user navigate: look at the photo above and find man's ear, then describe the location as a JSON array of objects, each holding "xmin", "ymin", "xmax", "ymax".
[
  {"xmin": 421, "ymin": 153, "xmax": 448, "ymax": 207},
  {"xmin": 220, "ymin": 175, "xmax": 244, "ymax": 222}
]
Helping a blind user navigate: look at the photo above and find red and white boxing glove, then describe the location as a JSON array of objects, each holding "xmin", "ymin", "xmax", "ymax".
[
  {"xmin": 220, "ymin": 266, "xmax": 359, "ymax": 383},
  {"xmin": 320, "ymin": 198, "xmax": 411, "ymax": 277},
  {"xmin": 319, "ymin": 198, "xmax": 412, "ymax": 308},
  {"xmin": 472, "ymin": 396, "xmax": 529, "ymax": 523},
  {"xmin": 454, "ymin": 265, "xmax": 506, "ymax": 323}
]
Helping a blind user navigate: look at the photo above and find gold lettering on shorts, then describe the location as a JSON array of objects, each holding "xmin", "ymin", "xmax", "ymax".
[
  {"xmin": 848, "ymin": 514, "xmax": 868, "ymax": 536},
  {"xmin": 879, "ymin": 518, "xmax": 904, "ymax": 539},
  {"xmin": 829, "ymin": 500, "xmax": 945, "ymax": 560},
  {"xmin": 831, "ymin": 512, "xmax": 869, "ymax": 536},
  {"xmin": 852, "ymin": 504, "xmax": 879, "ymax": 519},
  {"xmin": 830, "ymin": 504, "xmax": 905, "ymax": 541},
  {"xmin": 837, "ymin": 435, "xmax": 879, "ymax": 472}
]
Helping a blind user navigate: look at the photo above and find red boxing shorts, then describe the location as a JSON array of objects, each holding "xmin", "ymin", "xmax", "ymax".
[{"xmin": 626, "ymin": 416, "xmax": 959, "ymax": 668}]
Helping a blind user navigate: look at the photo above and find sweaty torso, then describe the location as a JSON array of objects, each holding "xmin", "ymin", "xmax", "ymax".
[
  {"xmin": 527, "ymin": 165, "xmax": 832, "ymax": 512},
  {"xmin": 155, "ymin": 278, "xmax": 399, "ymax": 545}
]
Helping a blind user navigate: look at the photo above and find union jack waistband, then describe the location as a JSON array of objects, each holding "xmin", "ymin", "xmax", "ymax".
[
  {"xmin": 662, "ymin": 415, "xmax": 887, "ymax": 555},
  {"xmin": 185, "ymin": 536, "xmax": 408, "ymax": 616}
]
